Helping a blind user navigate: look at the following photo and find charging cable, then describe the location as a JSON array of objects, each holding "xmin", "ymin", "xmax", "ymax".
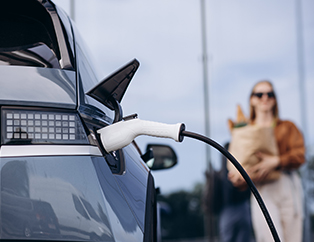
[
  {"xmin": 97, "ymin": 119, "xmax": 281, "ymax": 242},
  {"xmin": 181, "ymin": 130, "xmax": 280, "ymax": 242}
]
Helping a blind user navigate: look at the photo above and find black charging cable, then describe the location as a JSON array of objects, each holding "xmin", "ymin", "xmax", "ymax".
[{"xmin": 181, "ymin": 130, "xmax": 281, "ymax": 242}]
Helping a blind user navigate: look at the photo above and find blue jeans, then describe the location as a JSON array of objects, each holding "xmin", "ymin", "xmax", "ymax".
[{"xmin": 219, "ymin": 200, "xmax": 253, "ymax": 242}]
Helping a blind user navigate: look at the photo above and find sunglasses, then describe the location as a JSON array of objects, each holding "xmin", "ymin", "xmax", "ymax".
[{"xmin": 252, "ymin": 92, "xmax": 275, "ymax": 99}]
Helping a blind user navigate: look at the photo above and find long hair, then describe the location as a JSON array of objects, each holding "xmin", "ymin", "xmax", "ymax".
[{"xmin": 249, "ymin": 80, "xmax": 279, "ymax": 122}]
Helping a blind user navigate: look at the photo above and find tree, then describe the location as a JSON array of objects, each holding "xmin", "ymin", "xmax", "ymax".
[{"xmin": 158, "ymin": 183, "xmax": 205, "ymax": 240}]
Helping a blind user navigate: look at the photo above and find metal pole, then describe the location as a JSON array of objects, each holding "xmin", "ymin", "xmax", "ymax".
[
  {"xmin": 200, "ymin": 0, "xmax": 211, "ymax": 170},
  {"xmin": 295, "ymin": 0, "xmax": 307, "ymax": 143},
  {"xmin": 200, "ymin": 0, "xmax": 215, "ymax": 241},
  {"xmin": 295, "ymin": 1, "xmax": 310, "ymax": 242},
  {"xmin": 70, "ymin": 0, "xmax": 75, "ymax": 22}
]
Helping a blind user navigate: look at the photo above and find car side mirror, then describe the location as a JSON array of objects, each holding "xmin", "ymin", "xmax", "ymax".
[{"xmin": 144, "ymin": 144, "xmax": 178, "ymax": 171}]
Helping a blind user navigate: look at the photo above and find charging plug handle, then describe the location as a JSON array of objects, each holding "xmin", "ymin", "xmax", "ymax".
[{"xmin": 97, "ymin": 119, "xmax": 185, "ymax": 153}]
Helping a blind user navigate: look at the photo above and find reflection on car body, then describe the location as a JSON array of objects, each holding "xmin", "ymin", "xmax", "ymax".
[
  {"xmin": 0, "ymin": 1, "xmax": 177, "ymax": 242},
  {"xmin": 1, "ymin": 160, "xmax": 60, "ymax": 238},
  {"xmin": 1, "ymin": 190, "xmax": 60, "ymax": 238}
]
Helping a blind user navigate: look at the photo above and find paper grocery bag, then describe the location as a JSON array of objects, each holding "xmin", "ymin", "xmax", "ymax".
[{"xmin": 227, "ymin": 125, "xmax": 280, "ymax": 183}]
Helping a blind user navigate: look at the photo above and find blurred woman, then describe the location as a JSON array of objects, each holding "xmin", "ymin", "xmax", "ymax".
[{"xmin": 229, "ymin": 80, "xmax": 305, "ymax": 242}]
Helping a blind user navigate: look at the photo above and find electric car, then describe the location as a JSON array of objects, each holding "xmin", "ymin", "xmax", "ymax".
[{"xmin": 0, "ymin": 1, "xmax": 178, "ymax": 241}]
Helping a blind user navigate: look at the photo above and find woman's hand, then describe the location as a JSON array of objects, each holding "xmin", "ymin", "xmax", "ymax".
[
  {"xmin": 228, "ymin": 170, "xmax": 247, "ymax": 190},
  {"xmin": 249, "ymin": 152, "xmax": 280, "ymax": 182}
]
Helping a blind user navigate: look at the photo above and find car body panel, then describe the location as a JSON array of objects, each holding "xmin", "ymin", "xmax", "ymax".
[
  {"xmin": 0, "ymin": 155, "xmax": 144, "ymax": 241},
  {"xmin": 114, "ymin": 145, "xmax": 150, "ymax": 232}
]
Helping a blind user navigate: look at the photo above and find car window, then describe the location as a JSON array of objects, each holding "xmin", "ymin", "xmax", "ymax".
[{"xmin": 73, "ymin": 23, "xmax": 100, "ymax": 93}]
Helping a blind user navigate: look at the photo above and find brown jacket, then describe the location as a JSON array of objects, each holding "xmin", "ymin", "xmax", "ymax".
[{"xmin": 274, "ymin": 120, "xmax": 305, "ymax": 169}]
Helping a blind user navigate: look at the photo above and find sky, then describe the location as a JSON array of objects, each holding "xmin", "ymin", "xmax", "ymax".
[{"xmin": 53, "ymin": 0, "xmax": 314, "ymax": 194}]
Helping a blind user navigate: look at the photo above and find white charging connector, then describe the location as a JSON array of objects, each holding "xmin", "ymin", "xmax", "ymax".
[{"xmin": 97, "ymin": 119, "xmax": 185, "ymax": 153}]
